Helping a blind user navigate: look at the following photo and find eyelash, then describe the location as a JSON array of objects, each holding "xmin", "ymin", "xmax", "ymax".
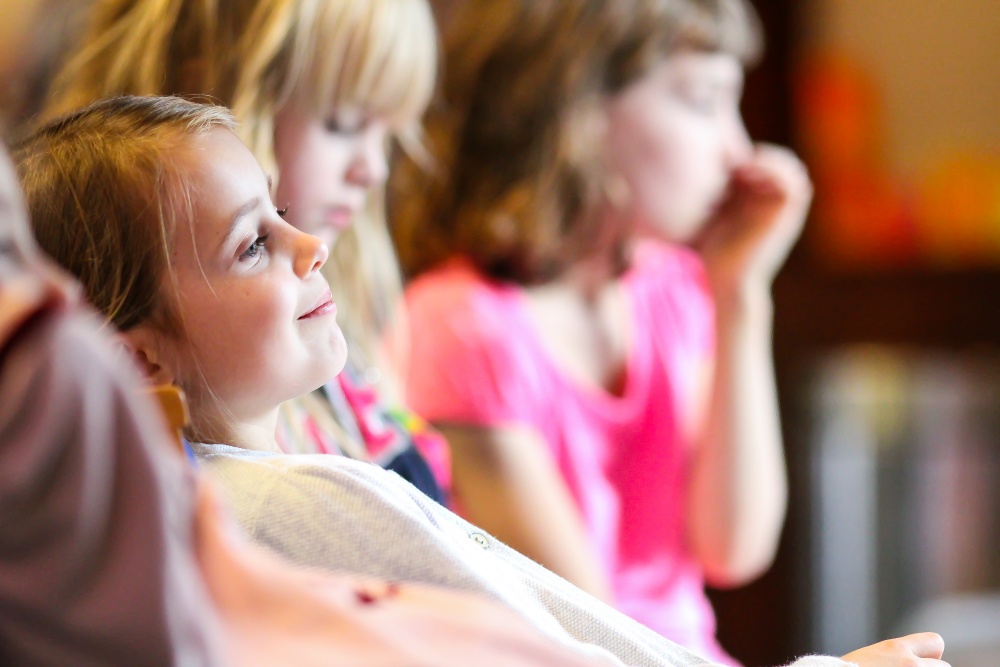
[
  {"xmin": 240, "ymin": 233, "xmax": 270, "ymax": 262},
  {"xmin": 237, "ymin": 204, "xmax": 286, "ymax": 262},
  {"xmin": 324, "ymin": 118, "xmax": 364, "ymax": 135}
]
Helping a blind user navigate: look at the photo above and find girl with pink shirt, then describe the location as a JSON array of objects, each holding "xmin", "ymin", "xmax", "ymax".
[{"xmin": 392, "ymin": 0, "xmax": 812, "ymax": 662}]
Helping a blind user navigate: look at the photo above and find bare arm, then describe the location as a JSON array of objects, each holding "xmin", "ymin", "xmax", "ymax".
[
  {"xmin": 687, "ymin": 145, "xmax": 812, "ymax": 586},
  {"xmin": 686, "ymin": 289, "xmax": 787, "ymax": 586},
  {"xmin": 438, "ymin": 423, "xmax": 612, "ymax": 602}
]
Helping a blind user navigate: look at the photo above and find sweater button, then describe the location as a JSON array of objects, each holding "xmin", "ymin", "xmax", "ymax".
[{"xmin": 469, "ymin": 532, "xmax": 490, "ymax": 549}]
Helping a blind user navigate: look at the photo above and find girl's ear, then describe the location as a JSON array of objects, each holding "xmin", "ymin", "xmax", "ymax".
[{"xmin": 119, "ymin": 326, "xmax": 178, "ymax": 386}]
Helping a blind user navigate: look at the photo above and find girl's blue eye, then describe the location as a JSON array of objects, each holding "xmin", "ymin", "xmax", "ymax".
[{"xmin": 240, "ymin": 234, "xmax": 269, "ymax": 261}]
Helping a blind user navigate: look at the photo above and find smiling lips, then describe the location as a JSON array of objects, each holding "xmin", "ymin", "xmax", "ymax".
[{"xmin": 299, "ymin": 291, "xmax": 336, "ymax": 320}]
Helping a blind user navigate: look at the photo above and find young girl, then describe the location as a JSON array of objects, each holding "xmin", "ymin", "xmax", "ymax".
[
  {"xmin": 16, "ymin": 92, "xmax": 941, "ymax": 667},
  {"xmin": 44, "ymin": 0, "xmax": 449, "ymax": 499},
  {"xmin": 391, "ymin": 0, "xmax": 812, "ymax": 662},
  {"xmin": 3, "ymin": 101, "xmax": 625, "ymax": 667}
]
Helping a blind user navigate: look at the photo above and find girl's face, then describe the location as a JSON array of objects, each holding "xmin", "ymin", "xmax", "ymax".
[
  {"xmin": 162, "ymin": 128, "xmax": 348, "ymax": 422},
  {"xmin": 272, "ymin": 102, "xmax": 390, "ymax": 247},
  {"xmin": 603, "ymin": 51, "xmax": 753, "ymax": 243}
]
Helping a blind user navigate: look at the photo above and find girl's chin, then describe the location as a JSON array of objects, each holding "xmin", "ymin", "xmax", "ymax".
[{"xmin": 314, "ymin": 347, "xmax": 350, "ymax": 385}]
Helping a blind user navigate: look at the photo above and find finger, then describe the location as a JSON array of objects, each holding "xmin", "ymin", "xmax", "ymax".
[
  {"xmin": 897, "ymin": 632, "xmax": 945, "ymax": 659},
  {"xmin": 752, "ymin": 142, "xmax": 807, "ymax": 168},
  {"xmin": 745, "ymin": 145, "xmax": 812, "ymax": 185},
  {"xmin": 733, "ymin": 153, "xmax": 810, "ymax": 196}
]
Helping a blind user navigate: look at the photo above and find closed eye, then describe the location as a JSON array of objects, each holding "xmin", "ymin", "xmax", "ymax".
[
  {"xmin": 675, "ymin": 85, "xmax": 723, "ymax": 114},
  {"xmin": 325, "ymin": 118, "xmax": 362, "ymax": 134}
]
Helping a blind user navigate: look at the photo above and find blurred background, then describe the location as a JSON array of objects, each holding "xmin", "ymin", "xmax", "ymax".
[
  {"xmin": 713, "ymin": 1, "xmax": 1000, "ymax": 665},
  {"xmin": 4, "ymin": 1, "xmax": 999, "ymax": 665}
]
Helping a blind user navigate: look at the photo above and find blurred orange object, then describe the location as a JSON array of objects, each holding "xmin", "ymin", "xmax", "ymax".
[
  {"xmin": 795, "ymin": 51, "xmax": 917, "ymax": 269},
  {"xmin": 913, "ymin": 152, "xmax": 1000, "ymax": 266}
]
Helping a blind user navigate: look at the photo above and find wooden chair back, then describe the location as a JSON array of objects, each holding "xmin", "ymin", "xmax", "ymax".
[{"xmin": 144, "ymin": 384, "xmax": 190, "ymax": 453}]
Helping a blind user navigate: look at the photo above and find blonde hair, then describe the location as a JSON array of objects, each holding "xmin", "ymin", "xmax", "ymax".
[
  {"xmin": 43, "ymin": 0, "xmax": 438, "ymax": 459},
  {"xmin": 46, "ymin": 0, "xmax": 437, "ymax": 392},
  {"xmin": 391, "ymin": 0, "xmax": 761, "ymax": 283}
]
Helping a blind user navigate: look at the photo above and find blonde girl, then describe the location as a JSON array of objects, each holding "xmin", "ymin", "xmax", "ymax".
[
  {"xmin": 46, "ymin": 0, "xmax": 448, "ymax": 498},
  {"xmin": 392, "ymin": 0, "xmax": 812, "ymax": 662}
]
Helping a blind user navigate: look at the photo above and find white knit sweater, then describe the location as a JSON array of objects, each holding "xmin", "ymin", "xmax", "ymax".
[{"xmin": 192, "ymin": 443, "xmax": 852, "ymax": 667}]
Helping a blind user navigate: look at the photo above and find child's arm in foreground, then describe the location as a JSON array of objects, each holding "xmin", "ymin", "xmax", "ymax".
[{"xmin": 687, "ymin": 144, "xmax": 812, "ymax": 585}]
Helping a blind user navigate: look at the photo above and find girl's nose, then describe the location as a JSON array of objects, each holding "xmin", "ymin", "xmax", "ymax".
[
  {"xmin": 292, "ymin": 228, "xmax": 329, "ymax": 279},
  {"xmin": 345, "ymin": 123, "xmax": 389, "ymax": 188}
]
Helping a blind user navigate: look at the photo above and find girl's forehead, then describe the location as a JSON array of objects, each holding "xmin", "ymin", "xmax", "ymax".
[
  {"xmin": 652, "ymin": 50, "xmax": 745, "ymax": 83},
  {"xmin": 178, "ymin": 131, "xmax": 271, "ymax": 245},
  {"xmin": 303, "ymin": 92, "xmax": 406, "ymax": 132}
]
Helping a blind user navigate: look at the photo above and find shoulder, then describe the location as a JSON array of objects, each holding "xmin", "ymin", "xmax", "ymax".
[
  {"xmin": 623, "ymin": 240, "xmax": 715, "ymax": 368},
  {"xmin": 193, "ymin": 448, "xmax": 446, "ymax": 525},
  {"xmin": 190, "ymin": 449, "xmax": 484, "ymax": 582},
  {"xmin": 193, "ymin": 446, "xmax": 390, "ymax": 490},
  {"xmin": 403, "ymin": 259, "xmax": 530, "ymax": 374},
  {"xmin": 405, "ymin": 258, "xmax": 518, "ymax": 330},
  {"xmin": 628, "ymin": 239, "xmax": 707, "ymax": 285},
  {"xmin": 626, "ymin": 240, "xmax": 712, "ymax": 310}
]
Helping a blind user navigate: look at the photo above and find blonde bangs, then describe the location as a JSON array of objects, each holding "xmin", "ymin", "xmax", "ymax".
[{"xmin": 304, "ymin": 0, "xmax": 436, "ymax": 146}]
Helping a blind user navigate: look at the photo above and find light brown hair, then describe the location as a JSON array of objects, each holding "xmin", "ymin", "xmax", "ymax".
[
  {"xmin": 391, "ymin": 0, "xmax": 761, "ymax": 283},
  {"xmin": 14, "ymin": 95, "xmax": 236, "ymax": 335}
]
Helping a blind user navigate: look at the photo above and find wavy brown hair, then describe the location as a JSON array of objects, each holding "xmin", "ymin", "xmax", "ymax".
[{"xmin": 392, "ymin": 0, "xmax": 761, "ymax": 283}]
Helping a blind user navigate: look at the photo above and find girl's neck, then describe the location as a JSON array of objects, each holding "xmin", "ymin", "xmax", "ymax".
[
  {"xmin": 557, "ymin": 239, "xmax": 630, "ymax": 301},
  {"xmin": 551, "ymin": 206, "xmax": 635, "ymax": 299},
  {"xmin": 190, "ymin": 407, "xmax": 282, "ymax": 453}
]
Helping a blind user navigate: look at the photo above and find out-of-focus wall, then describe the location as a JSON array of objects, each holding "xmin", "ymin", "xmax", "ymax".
[
  {"xmin": 803, "ymin": 0, "xmax": 1000, "ymax": 176},
  {"xmin": 796, "ymin": 0, "xmax": 1000, "ymax": 268}
]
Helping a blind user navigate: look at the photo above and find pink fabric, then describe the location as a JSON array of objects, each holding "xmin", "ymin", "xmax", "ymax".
[{"xmin": 403, "ymin": 241, "xmax": 735, "ymax": 665}]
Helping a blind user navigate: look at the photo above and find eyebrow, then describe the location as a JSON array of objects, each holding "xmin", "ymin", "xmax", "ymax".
[
  {"xmin": 233, "ymin": 196, "xmax": 262, "ymax": 225},
  {"xmin": 220, "ymin": 174, "xmax": 275, "ymax": 251}
]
